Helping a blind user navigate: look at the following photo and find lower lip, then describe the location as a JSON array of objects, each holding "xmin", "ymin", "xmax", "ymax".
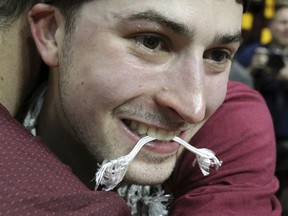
[{"xmin": 142, "ymin": 140, "xmax": 180, "ymax": 154}]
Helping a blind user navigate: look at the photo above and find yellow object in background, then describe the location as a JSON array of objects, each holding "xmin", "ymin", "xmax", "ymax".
[
  {"xmin": 242, "ymin": 12, "xmax": 253, "ymax": 30},
  {"xmin": 264, "ymin": 5, "xmax": 275, "ymax": 18},
  {"xmin": 264, "ymin": 0, "xmax": 275, "ymax": 19},
  {"xmin": 260, "ymin": 27, "xmax": 272, "ymax": 44},
  {"xmin": 265, "ymin": 0, "xmax": 275, "ymax": 7}
]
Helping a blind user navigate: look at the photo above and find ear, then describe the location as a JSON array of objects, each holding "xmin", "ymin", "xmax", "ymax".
[{"xmin": 28, "ymin": 4, "xmax": 63, "ymax": 67}]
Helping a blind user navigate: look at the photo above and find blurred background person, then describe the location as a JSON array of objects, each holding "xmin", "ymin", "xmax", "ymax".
[{"xmin": 234, "ymin": 2, "xmax": 288, "ymax": 214}]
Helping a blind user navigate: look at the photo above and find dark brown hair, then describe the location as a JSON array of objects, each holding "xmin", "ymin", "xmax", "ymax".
[{"xmin": 0, "ymin": 0, "xmax": 34, "ymax": 29}]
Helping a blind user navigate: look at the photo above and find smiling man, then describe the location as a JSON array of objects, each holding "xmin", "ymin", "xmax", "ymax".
[
  {"xmin": 30, "ymin": 0, "xmax": 243, "ymax": 185},
  {"xmin": 27, "ymin": 0, "xmax": 281, "ymax": 215}
]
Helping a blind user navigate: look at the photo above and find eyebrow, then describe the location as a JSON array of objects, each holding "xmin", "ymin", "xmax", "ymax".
[
  {"xmin": 213, "ymin": 31, "xmax": 243, "ymax": 45},
  {"xmin": 120, "ymin": 10, "xmax": 191, "ymax": 37},
  {"xmin": 120, "ymin": 9, "xmax": 243, "ymax": 45}
]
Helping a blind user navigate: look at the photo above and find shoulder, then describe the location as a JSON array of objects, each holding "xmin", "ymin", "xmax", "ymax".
[
  {"xmin": 0, "ymin": 104, "xmax": 130, "ymax": 216},
  {"xmin": 165, "ymin": 82, "xmax": 281, "ymax": 215},
  {"xmin": 225, "ymin": 81, "xmax": 265, "ymax": 105}
]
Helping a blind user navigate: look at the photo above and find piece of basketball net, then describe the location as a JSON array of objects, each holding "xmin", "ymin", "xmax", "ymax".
[{"xmin": 95, "ymin": 136, "xmax": 222, "ymax": 191}]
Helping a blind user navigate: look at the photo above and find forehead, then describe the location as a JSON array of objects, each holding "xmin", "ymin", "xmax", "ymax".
[{"xmin": 78, "ymin": 0, "xmax": 243, "ymax": 36}]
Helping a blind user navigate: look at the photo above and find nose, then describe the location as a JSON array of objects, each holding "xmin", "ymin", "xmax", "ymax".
[{"xmin": 154, "ymin": 57, "xmax": 206, "ymax": 124}]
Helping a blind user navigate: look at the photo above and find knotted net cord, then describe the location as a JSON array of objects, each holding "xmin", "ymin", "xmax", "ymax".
[{"xmin": 95, "ymin": 136, "xmax": 222, "ymax": 191}]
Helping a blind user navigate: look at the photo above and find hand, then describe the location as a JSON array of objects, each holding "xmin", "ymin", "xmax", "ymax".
[
  {"xmin": 248, "ymin": 47, "xmax": 269, "ymax": 74},
  {"xmin": 277, "ymin": 65, "xmax": 288, "ymax": 81}
]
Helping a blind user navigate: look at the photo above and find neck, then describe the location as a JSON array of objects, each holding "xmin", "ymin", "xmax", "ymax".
[{"xmin": 0, "ymin": 15, "xmax": 41, "ymax": 116}]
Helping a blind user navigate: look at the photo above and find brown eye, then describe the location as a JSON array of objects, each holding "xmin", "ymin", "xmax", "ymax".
[
  {"xmin": 211, "ymin": 50, "xmax": 226, "ymax": 62},
  {"xmin": 135, "ymin": 34, "xmax": 169, "ymax": 51},
  {"xmin": 143, "ymin": 35, "xmax": 161, "ymax": 49},
  {"xmin": 203, "ymin": 49, "xmax": 231, "ymax": 63}
]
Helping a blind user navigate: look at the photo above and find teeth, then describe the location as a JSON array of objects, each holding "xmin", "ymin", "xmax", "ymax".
[
  {"xmin": 157, "ymin": 129, "xmax": 170, "ymax": 141},
  {"xmin": 138, "ymin": 123, "xmax": 148, "ymax": 135},
  {"xmin": 147, "ymin": 127, "xmax": 156, "ymax": 137},
  {"xmin": 128, "ymin": 121, "xmax": 180, "ymax": 141}
]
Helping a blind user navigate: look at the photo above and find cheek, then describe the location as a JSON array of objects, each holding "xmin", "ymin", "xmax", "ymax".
[
  {"xmin": 60, "ymin": 55, "xmax": 146, "ymax": 115},
  {"xmin": 65, "ymin": 29, "xmax": 160, "ymax": 109},
  {"xmin": 205, "ymin": 75, "xmax": 229, "ymax": 116}
]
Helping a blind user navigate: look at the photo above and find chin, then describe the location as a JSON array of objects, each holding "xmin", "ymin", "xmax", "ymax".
[{"xmin": 123, "ymin": 156, "xmax": 176, "ymax": 185}]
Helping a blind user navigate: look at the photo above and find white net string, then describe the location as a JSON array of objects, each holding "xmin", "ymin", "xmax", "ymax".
[{"xmin": 95, "ymin": 136, "xmax": 222, "ymax": 191}]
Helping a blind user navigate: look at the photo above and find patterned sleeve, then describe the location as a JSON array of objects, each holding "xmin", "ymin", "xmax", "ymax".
[{"xmin": 0, "ymin": 104, "xmax": 131, "ymax": 216}]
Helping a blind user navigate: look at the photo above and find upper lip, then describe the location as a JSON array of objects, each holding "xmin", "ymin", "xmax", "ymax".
[{"xmin": 123, "ymin": 115, "xmax": 191, "ymax": 130}]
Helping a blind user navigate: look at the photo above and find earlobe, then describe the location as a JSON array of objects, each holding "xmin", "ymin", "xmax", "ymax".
[{"xmin": 28, "ymin": 4, "xmax": 61, "ymax": 67}]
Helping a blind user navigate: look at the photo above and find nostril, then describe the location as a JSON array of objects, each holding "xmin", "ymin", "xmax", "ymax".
[
  {"xmin": 162, "ymin": 86, "xmax": 169, "ymax": 91},
  {"xmin": 154, "ymin": 90, "xmax": 206, "ymax": 124}
]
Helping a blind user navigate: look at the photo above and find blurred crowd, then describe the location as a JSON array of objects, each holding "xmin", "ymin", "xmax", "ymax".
[{"xmin": 231, "ymin": 1, "xmax": 288, "ymax": 214}]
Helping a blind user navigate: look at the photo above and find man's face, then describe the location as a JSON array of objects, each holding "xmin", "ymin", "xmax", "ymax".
[
  {"xmin": 50, "ymin": 0, "xmax": 242, "ymax": 185},
  {"xmin": 271, "ymin": 8, "xmax": 288, "ymax": 47}
]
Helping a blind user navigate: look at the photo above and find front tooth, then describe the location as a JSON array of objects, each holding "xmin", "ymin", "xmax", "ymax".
[
  {"xmin": 156, "ymin": 129, "xmax": 168, "ymax": 141},
  {"xmin": 138, "ymin": 123, "xmax": 148, "ymax": 135},
  {"xmin": 147, "ymin": 127, "xmax": 156, "ymax": 138},
  {"xmin": 167, "ymin": 131, "xmax": 176, "ymax": 140}
]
